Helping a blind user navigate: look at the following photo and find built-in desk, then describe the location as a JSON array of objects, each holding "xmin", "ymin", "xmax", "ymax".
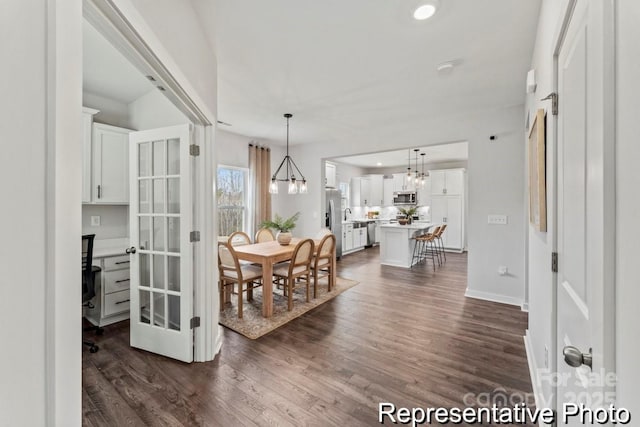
[
  {"xmin": 379, "ymin": 223, "xmax": 433, "ymax": 268},
  {"xmin": 85, "ymin": 238, "xmax": 131, "ymax": 327}
]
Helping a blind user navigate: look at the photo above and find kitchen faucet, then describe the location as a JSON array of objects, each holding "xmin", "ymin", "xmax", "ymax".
[{"xmin": 344, "ymin": 208, "xmax": 352, "ymax": 221}]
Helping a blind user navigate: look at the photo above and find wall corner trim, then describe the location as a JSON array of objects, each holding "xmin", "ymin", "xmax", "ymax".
[{"xmin": 524, "ymin": 331, "xmax": 548, "ymax": 422}]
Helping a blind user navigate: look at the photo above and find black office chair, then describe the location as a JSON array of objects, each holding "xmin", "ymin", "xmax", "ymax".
[{"xmin": 82, "ymin": 234, "xmax": 102, "ymax": 353}]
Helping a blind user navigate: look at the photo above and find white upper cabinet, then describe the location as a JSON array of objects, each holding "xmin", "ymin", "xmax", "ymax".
[
  {"xmin": 91, "ymin": 123, "xmax": 132, "ymax": 204},
  {"xmin": 383, "ymin": 176, "xmax": 394, "ymax": 206},
  {"xmin": 325, "ymin": 162, "xmax": 336, "ymax": 188},
  {"xmin": 392, "ymin": 172, "xmax": 415, "ymax": 192},
  {"xmin": 429, "ymin": 168, "xmax": 465, "ymax": 196},
  {"xmin": 82, "ymin": 107, "xmax": 99, "ymax": 203},
  {"xmin": 367, "ymin": 174, "xmax": 384, "ymax": 207},
  {"xmin": 350, "ymin": 177, "xmax": 361, "ymax": 207},
  {"xmin": 416, "ymin": 176, "xmax": 431, "ymax": 206},
  {"xmin": 359, "ymin": 176, "xmax": 371, "ymax": 206}
]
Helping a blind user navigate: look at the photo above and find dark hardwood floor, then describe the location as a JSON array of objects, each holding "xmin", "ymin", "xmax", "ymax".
[{"xmin": 83, "ymin": 248, "xmax": 532, "ymax": 426}]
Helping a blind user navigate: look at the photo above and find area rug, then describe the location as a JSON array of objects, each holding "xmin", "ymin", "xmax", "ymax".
[{"xmin": 219, "ymin": 276, "xmax": 359, "ymax": 339}]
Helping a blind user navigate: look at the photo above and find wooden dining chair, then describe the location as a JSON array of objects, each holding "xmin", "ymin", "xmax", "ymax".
[
  {"xmin": 311, "ymin": 233, "xmax": 336, "ymax": 298},
  {"xmin": 228, "ymin": 231, "xmax": 251, "ymax": 246},
  {"xmin": 255, "ymin": 227, "xmax": 275, "ymax": 243},
  {"xmin": 273, "ymin": 239, "xmax": 315, "ymax": 311},
  {"xmin": 217, "ymin": 242, "xmax": 263, "ymax": 318}
]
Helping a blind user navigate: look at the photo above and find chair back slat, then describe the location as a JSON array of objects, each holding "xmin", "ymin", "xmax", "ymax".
[
  {"xmin": 318, "ymin": 234, "xmax": 336, "ymax": 258},
  {"xmin": 255, "ymin": 228, "xmax": 275, "ymax": 243},
  {"xmin": 292, "ymin": 239, "xmax": 314, "ymax": 268},
  {"xmin": 228, "ymin": 231, "xmax": 251, "ymax": 246}
]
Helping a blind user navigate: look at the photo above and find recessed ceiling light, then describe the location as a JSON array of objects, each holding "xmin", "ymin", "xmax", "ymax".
[
  {"xmin": 377, "ymin": 162, "xmax": 382, "ymax": 166},
  {"xmin": 414, "ymin": 4, "xmax": 437, "ymax": 20}
]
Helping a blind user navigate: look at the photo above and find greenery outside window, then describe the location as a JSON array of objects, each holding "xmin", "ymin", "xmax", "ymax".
[{"xmin": 217, "ymin": 166, "xmax": 248, "ymax": 237}]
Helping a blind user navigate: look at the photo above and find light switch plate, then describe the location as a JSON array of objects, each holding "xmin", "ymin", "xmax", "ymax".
[
  {"xmin": 90, "ymin": 216, "xmax": 101, "ymax": 226},
  {"xmin": 488, "ymin": 214, "xmax": 508, "ymax": 225}
]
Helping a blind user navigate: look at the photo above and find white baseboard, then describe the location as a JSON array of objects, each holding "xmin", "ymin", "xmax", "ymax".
[
  {"xmin": 521, "ymin": 302, "xmax": 529, "ymax": 312},
  {"xmin": 524, "ymin": 331, "xmax": 548, "ymax": 426},
  {"xmin": 464, "ymin": 288, "xmax": 523, "ymax": 307}
]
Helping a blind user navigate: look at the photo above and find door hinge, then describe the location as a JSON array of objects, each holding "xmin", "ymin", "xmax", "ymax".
[
  {"xmin": 189, "ymin": 231, "xmax": 200, "ymax": 242},
  {"xmin": 551, "ymin": 252, "xmax": 558, "ymax": 273},
  {"xmin": 190, "ymin": 316, "xmax": 200, "ymax": 329},
  {"xmin": 189, "ymin": 144, "xmax": 200, "ymax": 156},
  {"xmin": 541, "ymin": 92, "xmax": 558, "ymax": 116}
]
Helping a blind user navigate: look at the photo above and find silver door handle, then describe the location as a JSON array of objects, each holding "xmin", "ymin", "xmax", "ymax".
[
  {"xmin": 97, "ymin": 185, "xmax": 101, "ymax": 199},
  {"xmin": 563, "ymin": 346, "xmax": 592, "ymax": 369}
]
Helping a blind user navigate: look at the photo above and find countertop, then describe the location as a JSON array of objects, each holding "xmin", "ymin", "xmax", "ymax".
[
  {"xmin": 378, "ymin": 222, "xmax": 433, "ymax": 230},
  {"xmin": 93, "ymin": 237, "xmax": 129, "ymax": 258}
]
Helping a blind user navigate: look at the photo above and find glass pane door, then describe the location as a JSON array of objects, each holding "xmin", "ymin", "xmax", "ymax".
[{"xmin": 129, "ymin": 124, "xmax": 193, "ymax": 362}]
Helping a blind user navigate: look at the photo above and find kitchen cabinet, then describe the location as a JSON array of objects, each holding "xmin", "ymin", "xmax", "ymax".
[
  {"xmin": 392, "ymin": 173, "xmax": 415, "ymax": 192},
  {"xmin": 82, "ymin": 107, "xmax": 99, "ymax": 203},
  {"xmin": 360, "ymin": 176, "xmax": 371, "ymax": 206},
  {"xmin": 85, "ymin": 253, "xmax": 131, "ymax": 327},
  {"xmin": 416, "ymin": 176, "xmax": 431, "ymax": 207},
  {"xmin": 350, "ymin": 177, "xmax": 361, "ymax": 207},
  {"xmin": 429, "ymin": 168, "xmax": 464, "ymax": 196},
  {"xmin": 91, "ymin": 123, "xmax": 131, "ymax": 204},
  {"xmin": 325, "ymin": 162, "xmax": 337, "ymax": 188},
  {"xmin": 343, "ymin": 223, "xmax": 353, "ymax": 252},
  {"xmin": 368, "ymin": 174, "xmax": 384, "ymax": 206},
  {"xmin": 383, "ymin": 177, "xmax": 394, "ymax": 206},
  {"xmin": 355, "ymin": 227, "xmax": 367, "ymax": 248},
  {"xmin": 431, "ymin": 195, "xmax": 464, "ymax": 251}
]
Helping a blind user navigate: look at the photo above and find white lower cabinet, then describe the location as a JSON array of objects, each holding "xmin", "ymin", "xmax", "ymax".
[
  {"xmin": 430, "ymin": 195, "xmax": 464, "ymax": 251},
  {"xmin": 86, "ymin": 254, "xmax": 131, "ymax": 327},
  {"xmin": 343, "ymin": 223, "xmax": 353, "ymax": 252}
]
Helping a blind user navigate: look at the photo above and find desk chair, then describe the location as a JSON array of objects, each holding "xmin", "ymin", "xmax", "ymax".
[{"xmin": 82, "ymin": 234, "xmax": 102, "ymax": 353}]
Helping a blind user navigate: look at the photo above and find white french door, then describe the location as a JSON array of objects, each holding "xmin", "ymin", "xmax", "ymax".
[
  {"xmin": 555, "ymin": 0, "xmax": 615, "ymax": 422},
  {"xmin": 129, "ymin": 124, "xmax": 194, "ymax": 363}
]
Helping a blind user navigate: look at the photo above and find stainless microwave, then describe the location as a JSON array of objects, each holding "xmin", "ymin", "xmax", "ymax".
[{"xmin": 393, "ymin": 191, "xmax": 417, "ymax": 205}]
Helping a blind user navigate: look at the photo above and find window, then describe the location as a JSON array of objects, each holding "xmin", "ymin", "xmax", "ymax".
[{"xmin": 217, "ymin": 166, "xmax": 248, "ymax": 237}]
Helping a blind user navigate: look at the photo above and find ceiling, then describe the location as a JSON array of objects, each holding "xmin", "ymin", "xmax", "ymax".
[
  {"xmin": 215, "ymin": 0, "xmax": 541, "ymax": 146},
  {"xmin": 334, "ymin": 141, "xmax": 468, "ymax": 168},
  {"xmin": 83, "ymin": 20, "xmax": 153, "ymax": 104}
]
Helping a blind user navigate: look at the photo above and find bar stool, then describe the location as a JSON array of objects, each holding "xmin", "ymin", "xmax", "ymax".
[{"xmin": 435, "ymin": 224, "xmax": 447, "ymax": 263}]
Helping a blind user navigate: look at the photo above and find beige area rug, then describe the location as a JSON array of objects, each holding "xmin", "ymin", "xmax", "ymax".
[{"xmin": 219, "ymin": 276, "xmax": 359, "ymax": 339}]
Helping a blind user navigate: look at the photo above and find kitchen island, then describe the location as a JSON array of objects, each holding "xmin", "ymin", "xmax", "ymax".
[{"xmin": 379, "ymin": 222, "xmax": 433, "ymax": 268}]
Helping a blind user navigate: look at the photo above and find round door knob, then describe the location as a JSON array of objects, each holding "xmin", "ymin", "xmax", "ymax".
[
  {"xmin": 125, "ymin": 246, "xmax": 137, "ymax": 254},
  {"xmin": 563, "ymin": 345, "xmax": 592, "ymax": 369}
]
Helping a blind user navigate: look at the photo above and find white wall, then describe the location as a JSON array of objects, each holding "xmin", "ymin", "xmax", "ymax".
[
  {"xmin": 0, "ymin": 1, "xmax": 219, "ymax": 424},
  {"xmin": 83, "ymin": 91, "xmax": 131, "ymax": 128},
  {"xmin": 128, "ymin": 89, "xmax": 189, "ymax": 130},
  {"xmin": 615, "ymin": 0, "xmax": 640, "ymax": 417},
  {"xmin": 274, "ymin": 105, "xmax": 527, "ymax": 303},
  {"xmin": 524, "ymin": 0, "xmax": 564, "ymax": 404},
  {"xmin": 82, "ymin": 205, "xmax": 129, "ymax": 239}
]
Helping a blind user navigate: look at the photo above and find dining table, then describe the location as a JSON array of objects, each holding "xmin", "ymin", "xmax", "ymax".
[{"xmin": 232, "ymin": 237, "xmax": 336, "ymax": 318}]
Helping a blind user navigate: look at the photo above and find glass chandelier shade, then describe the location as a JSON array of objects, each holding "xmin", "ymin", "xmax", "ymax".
[{"xmin": 269, "ymin": 113, "xmax": 308, "ymax": 195}]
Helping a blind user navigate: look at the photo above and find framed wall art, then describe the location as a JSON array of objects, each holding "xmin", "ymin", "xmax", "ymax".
[{"xmin": 528, "ymin": 109, "xmax": 547, "ymax": 232}]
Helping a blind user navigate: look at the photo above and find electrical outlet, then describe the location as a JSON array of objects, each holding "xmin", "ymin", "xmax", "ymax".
[
  {"xmin": 488, "ymin": 214, "xmax": 508, "ymax": 225},
  {"xmin": 544, "ymin": 345, "xmax": 549, "ymax": 368},
  {"xmin": 90, "ymin": 216, "xmax": 101, "ymax": 226}
]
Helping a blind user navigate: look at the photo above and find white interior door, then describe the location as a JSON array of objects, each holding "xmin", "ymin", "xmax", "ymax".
[
  {"xmin": 556, "ymin": 0, "xmax": 614, "ymax": 421},
  {"xmin": 129, "ymin": 124, "xmax": 194, "ymax": 363}
]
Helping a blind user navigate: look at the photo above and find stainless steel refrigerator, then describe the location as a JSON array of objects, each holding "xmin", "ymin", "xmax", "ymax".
[{"xmin": 325, "ymin": 188, "xmax": 342, "ymax": 259}]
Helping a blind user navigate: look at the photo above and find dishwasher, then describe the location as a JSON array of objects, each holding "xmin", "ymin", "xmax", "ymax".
[{"xmin": 366, "ymin": 221, "xmax": 376, "ymax": 247}]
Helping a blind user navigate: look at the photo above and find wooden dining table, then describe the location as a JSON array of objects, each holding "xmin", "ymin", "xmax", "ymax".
[{"xmin": 232, "ymin": 238, "xmax": 336, "ymax": 318}]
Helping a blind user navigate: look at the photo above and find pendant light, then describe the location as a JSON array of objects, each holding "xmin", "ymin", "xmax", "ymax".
[
  {"xmin": 414, "ymin": 149, "xmax": 420, "ymax": 185},
  {"xmin": 406, "ymin": 149, "xmax": 412, "ymax": 183},
  {"xmin": 420, "ymin": 152, "xmax": 428, "ymax": 186},
  {"xmin": 269, "ymin": 113, "xmax": 307, "ymax": 195}
]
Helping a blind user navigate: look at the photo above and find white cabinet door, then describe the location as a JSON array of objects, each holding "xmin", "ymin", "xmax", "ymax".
[
  {"xmin": 392, "ymin": 173, "xmax": 405, "ymax": 192},
  {"xmin": 129, "ymin": 124, "xmax": 194, "ymax": 363},
  {"xmin": 350, "ymin": 177, "xmax": 361, "ymax": 207},
  {"xmin": 383, "ymin": 177, "xmax": 394, "ymax": 206},
  {"xmin": 430, "ymin": 170, "xmax": 446, "ymax": 195},
  {"xmin": 417, "ymin": 177, "xmax": 431, "ymax": 207},
  {"xmin": 344, "ymin": 224, "xmax": 353, "ymax": 251},
  {"xmin": 444, "ymin": 169, "xmax": 464, "ymax": 195},
  {"xmin": 93, "ymin": 123, "xmax": 131, "ymax": 204},
  {"xmin": 444, "ymin": 196, "xmax": 463, "ymax": 249},
  {"xmin": 360, "ymin": 177, "xmax": 371, "ymax": 206},
  {"xmin": 82, "ymin": 108, "xmax": 99, "ymax": 203},
  {"xmin": 325, "ymin": 162, "xmax": 336, "ymax": 188},
  {"xmin": 360, "ymin": 228, "xmax": 367, "ymax": 247},
  {"xmin": 368, "ymin": 174, "xmax": 384, "ymax": 206},
  {"xmin": 430, "ymin": 196, "xmax": 446, "ymax": 224}
]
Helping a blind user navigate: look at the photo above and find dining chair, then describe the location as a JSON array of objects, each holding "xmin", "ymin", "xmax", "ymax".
[
  {"xmin": 273, "ymin": 238, "xmax": 315, "ymax": 311},
  {"xmin": 228, "ymin": 231, "xmax": 251, "ymax": 246},
  {"xmin": 255, "ymin": 227, "xmax": 275, "ymax": 243},
  {"xmin": 217, "ymin": 242, "xmax": 263, "ymax": 318},
  {"xmin": 311, "ymin": 233, "xmax": 336, "ymax": 298}
]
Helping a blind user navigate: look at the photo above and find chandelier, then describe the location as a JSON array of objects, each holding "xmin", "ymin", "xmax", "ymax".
[{"xmin": 269, "ymin": 113, "xmax": 307, "ymax": 194}]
